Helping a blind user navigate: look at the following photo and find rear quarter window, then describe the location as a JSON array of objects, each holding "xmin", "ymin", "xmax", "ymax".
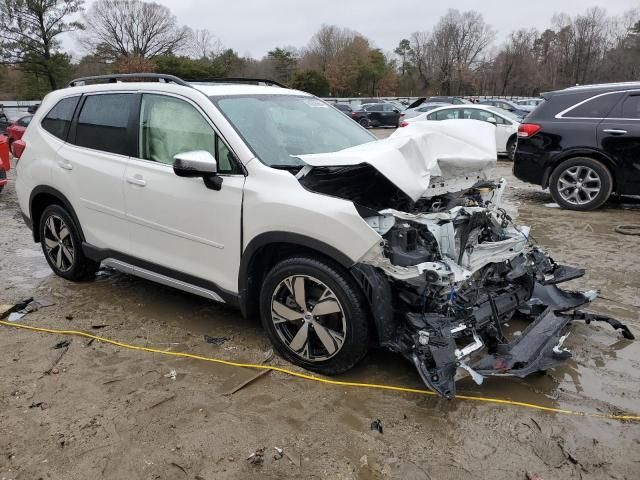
[
  {"xmin": 41, "ymin": 96, "xmax": 80, "ymax": 140},
  {"xmin": 563, "ymin": 92, "xmax": 624, "ymax": 118}
]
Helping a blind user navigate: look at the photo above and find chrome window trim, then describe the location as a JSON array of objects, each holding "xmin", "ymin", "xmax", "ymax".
[{"xmin": 555, "ymin": 89, "xmax": 640, "ymax": 120}]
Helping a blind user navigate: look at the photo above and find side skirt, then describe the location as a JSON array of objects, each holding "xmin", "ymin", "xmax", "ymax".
[{"xmin": 83, "ymin": 243, "xmax": 240, "ymax": 307}]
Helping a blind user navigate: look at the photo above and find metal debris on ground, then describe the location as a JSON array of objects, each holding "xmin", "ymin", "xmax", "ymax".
[
  {"xmin": 1, "ymin": 297, "xmax": 55, "ymax": 321},
  {"xmin": 203, "ymin": 334, "xmax": 230, "ymax": 345},
  {"xmin": 370, "ymin": 419, "xmax": 384, "ymax": 434},
  {"xmin": 53, "ymin": 340, "xmax": 71, "ymax": 350},
  {"xmin": 544, "ymin": 203, "xmax": 560, "ymax": 208},
  {"xmin": 273, "ymin": 447, "xmax": 284, "ymax": 460},
  {"xmin": 45, "ymin": 339, "xmax": 72, "ymax": 375},
  {"xmin": 247, "ymin": 447, "xmax": 265, "ymax": 465},
  {"xmin": 222, "ymin": 349, "xmax": 274, "ymax": 395}
]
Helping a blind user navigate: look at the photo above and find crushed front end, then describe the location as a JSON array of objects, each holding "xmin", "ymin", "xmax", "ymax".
[
  {"xmin": 354, "ymin": 180, "xmax": 634, "ymax": 398},
  {"xmin": 298, "ymin": 121, "xmax": 634, "ymax": 399}
]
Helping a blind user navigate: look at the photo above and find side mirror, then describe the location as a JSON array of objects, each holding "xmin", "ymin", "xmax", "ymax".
[
  {"xmin": 172, "ymin": 150, "xmax": 222, "ymax": 191},
  {"xmin": 486, "ymin": 117, "xmax": 498, "ymax": 125}
]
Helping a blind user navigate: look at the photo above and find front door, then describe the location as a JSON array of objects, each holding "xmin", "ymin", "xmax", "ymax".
[
  {"xmin": 597, "ymin": 91, "xmax": 640, "ymax": 195},
  {"xmin": 124, "ymin": 93, "xmax": 245, "ymax": 295}
]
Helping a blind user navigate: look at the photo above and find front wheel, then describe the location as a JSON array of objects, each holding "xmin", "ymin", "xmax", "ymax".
[
  {"xmin": 39, "ymin": 204, "xmax": 99, "ymax": 281},
  {"xmin": 549, "ymin": 157, "xmax": 612, "ymax": 211},
  {"xmin": 506, "ymin": 137, "xmax": 517, "ymax": 161},
  {"xmin": 259, "ymin": 256, "xmax": 370, "ymax": 375},
  {"xmin": 358, "ymin": 118, "xmax": 370, "ymax": 128}
]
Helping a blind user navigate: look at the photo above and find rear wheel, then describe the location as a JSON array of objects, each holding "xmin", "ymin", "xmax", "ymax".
[
  {"xmin": 39, "ymin": 204, "xmax": 99, "ymax": 281},
  {"xmin": 358, "ymin": 117, "xmax": 370, "ymax": 128},
  {"xmin": 549, "ymin": 157, "xmax": 612, "ymax": 211},
  {"xmin": 259, "ymin": 256, "xmax": 370, "ymax": 375}
]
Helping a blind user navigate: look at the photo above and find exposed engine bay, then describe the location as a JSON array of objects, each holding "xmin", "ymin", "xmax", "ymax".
[{"xmin": 297, "ymin": 122, "xmax": 634, "ymax": 399}]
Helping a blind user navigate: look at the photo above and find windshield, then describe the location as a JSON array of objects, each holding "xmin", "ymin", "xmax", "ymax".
[
  {"xmin": 211, "ymin": 94, "xmax": 376, "ymax": 167},
  {"xmin": 489, "ymin": 106, "xmax": 521, "ymax": 122}
]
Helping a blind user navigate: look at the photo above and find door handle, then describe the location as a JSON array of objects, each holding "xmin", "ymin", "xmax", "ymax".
[
  {"xmin": 602, "ymin": 129, "xmax": 627, "ymax": 135},
  {"xmin": 57, "ymin": 160, "xmax": 73, "ymax": 170},
  {"xmin": 126, "ymin": 176, "xmax": 147, "ymax": 187}
]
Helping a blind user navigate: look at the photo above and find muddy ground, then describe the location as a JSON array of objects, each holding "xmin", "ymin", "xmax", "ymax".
[{"xmin": 1, "ymin": 129, "xmax": 639, "ymax": 480}]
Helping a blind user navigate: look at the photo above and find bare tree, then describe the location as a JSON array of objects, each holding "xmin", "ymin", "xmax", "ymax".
[
  {"xmin": 82, "ymin": 0, "xmax": 188, "ymax": 60},
  {"xmin": 0, "ymin": 0, "xmax": 84, "ymax": 90},
  {"xmin": 305, "ymin": 24, "xmax": 353, "ymax": 73},
  {"xmin": 186, "ymin": 28, "xmax": 222, "ymax": 59}
]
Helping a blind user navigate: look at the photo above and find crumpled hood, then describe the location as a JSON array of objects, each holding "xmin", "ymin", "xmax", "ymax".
[{"xmin": 298, "ymin": 120, "xmax": 497, "ymax": 202}]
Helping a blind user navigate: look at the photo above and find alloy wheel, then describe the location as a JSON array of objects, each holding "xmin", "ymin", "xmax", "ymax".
[
  {"xmin": 270, "ymin": 275, "xmax": 347, "ymax": 362},
  {"xmin": 556, "ymin": 165, "xmax": 602, "ymax": 206},
  {"xmin": 43, "ymin": 214, "xmax": 75, "ymax": 272}
]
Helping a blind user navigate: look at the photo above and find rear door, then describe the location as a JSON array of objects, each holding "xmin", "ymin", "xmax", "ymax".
[
  {"xmin": 54, "ymin": 92, "xmax": 135, "ymax": 253},
  {"xmin": 597, "ymin": 91, "xmax": 640, "ymax": 194},
  {"xmin": 123, "ymin": 92, "xmax": 245, "ymax": 294}
]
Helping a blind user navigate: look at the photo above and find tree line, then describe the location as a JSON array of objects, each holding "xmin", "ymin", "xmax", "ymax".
[{"xmin": 0, "ymin": 0, "xmax": 639, "ymax": 100}]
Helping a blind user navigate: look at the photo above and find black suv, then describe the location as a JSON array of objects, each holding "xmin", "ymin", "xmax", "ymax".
[
  {"xmin": 513, "ymin": 82, "xmax": 640, "ymax": 210},
  {"xmin": 351, "ymin": 102, "xmax": 402, "ymax": 128}
]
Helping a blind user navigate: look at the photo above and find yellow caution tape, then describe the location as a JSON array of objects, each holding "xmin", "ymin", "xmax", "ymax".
[{"xmin": 1, "ymin": 319, "xmax": 639, "ymax": 422}]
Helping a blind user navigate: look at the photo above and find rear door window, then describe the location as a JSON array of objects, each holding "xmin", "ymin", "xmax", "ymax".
[
  {"xmin": 564, "ymin": 92, "xmax": 624, "ymax": 118},
  {"xmin": 433, "ymin": 109, "xmax": 460, "ymax": 120},
  {"xmin": 74, "ymin": 94, "xmax": 134, "ymax": 155},
  {"xmin": 619, "ymin": 94, "xmax": 640, "ymax": 119},
  {"xmin": 41, "ymin": 96, "xmax": 79, "ymax": 140}
]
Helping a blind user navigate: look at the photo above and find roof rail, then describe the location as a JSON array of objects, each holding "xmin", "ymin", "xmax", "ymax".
[
  {"xmin": 68, "ymin": 73, "xmax": 193, "ymax": 88},
  {"xmin": 187, "ymin": 77, "xmax": 289, "ymax": 88}
]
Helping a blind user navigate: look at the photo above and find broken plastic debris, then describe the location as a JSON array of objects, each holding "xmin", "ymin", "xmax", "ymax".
[
  {"xmin": 459, "ymin": 362, "xmax": 484, "ymax": 385},
  {"xmin": 273, "ymin": 447, "xmax": 284, "ymax": 460},
  {"xmin": 7, "ymin": 312, "xmax": 25, "ymax": 322},
  {"xmin": 370, "ymin": 419, "xmax": 383, "ymax": 434},
  {"xmin": 247, "ymin": 447, "xmax": 265, "ymax": 465},
  {"xmin": 544, "ymin": 203, "xmax": 560, "ymax": 208},
  {"xmin": 164, "ymin": 369, "xmax": 177, "ymax": 380}
]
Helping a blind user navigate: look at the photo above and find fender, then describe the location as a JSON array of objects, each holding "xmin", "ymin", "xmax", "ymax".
[
  {"xmin": 238, "ymin": 231, "xmax": 355, "ymax": 317},
  {"xmin": 29, "ymin": 185, "xmax": 85, "ymax": 243}
]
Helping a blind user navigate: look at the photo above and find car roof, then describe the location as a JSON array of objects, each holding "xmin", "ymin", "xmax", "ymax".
[
  {"xmin": 546, "ymin": 81, "xmax": 640, "ymax": 99},
  {"xmin": 60, "ymin": 81, "xmax": 309, "ymax": 98}
]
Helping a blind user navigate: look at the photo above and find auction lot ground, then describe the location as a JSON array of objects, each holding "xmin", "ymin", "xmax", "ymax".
[{"xmin": 1, "ymin": 129, "xmax": 639, "ymax": 480}]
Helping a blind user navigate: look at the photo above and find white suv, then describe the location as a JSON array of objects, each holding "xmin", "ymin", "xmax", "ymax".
[{"xmin": 15, "ymin": 74, "xmax": 632, "ymax": 398}]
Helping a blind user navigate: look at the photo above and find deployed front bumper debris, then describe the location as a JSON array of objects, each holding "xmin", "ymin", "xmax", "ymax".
[{"xmin": 354, "ymin": 180, "xmax": 635, "ymax": 399}]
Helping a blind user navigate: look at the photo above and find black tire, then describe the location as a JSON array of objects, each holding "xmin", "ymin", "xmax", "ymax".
[
  {"xmin": 506, "ymin": 136, "xmax": 517, "ymax": 161},
  {"xmin": 39, "ymin": 204, "xmax": 99, "ymax": 281},
  {"xmin": 358, "ymin": 117, "xmax": 369, "ymax": 128},
  {"xmin": 259, "ymin": 256, "xmax": 370, "ymax": 375},
  {"xmin": 549, "ymin": 157, "xmax": 612, "ymax": 211}
]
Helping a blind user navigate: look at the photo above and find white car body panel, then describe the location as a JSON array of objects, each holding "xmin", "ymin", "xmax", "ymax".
[
  {"xmin": 299, "ymin": 121, "xmax": 497, "ymax": 202},
  {"xmin": 242, "ymin": 160, "xmax": 381, "ymax": 264},
  {"xmin": 405, "ymin": 105, "xmax": 519, "ymax": 154}
]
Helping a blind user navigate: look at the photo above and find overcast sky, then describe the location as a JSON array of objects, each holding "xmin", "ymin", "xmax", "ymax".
[{"xmin": 69, "ymin": 0, "xmax": 639, "ymax": 58}]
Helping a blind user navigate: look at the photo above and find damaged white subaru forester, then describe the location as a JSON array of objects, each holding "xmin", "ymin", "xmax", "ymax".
[{"xmin": 15, "ymin": 74, "xmax": 633, "ymax": 398}]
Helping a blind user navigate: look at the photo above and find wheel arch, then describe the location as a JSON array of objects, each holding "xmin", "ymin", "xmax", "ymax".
[
  {"xmin": 542, "ymin": 149, "xmax": 617, "ymax": 190},
  {"xmin": 29, "ymin": 186, "xmax": 85, "ymax": 243},
  {"xmin": 238, "ymin": 232, "xmax": 356, "ymax": 318}
]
